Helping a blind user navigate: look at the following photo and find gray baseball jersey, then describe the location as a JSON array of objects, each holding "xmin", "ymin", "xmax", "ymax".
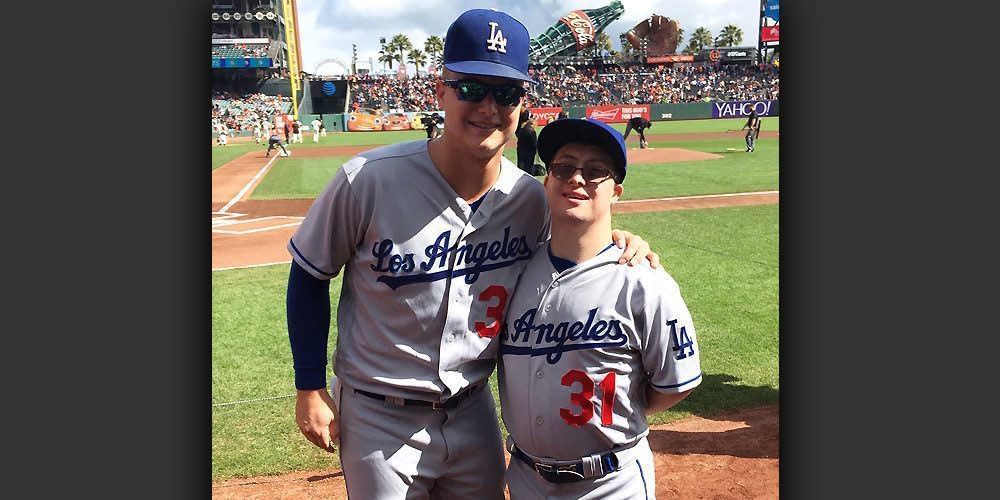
[
  {"xmin": 499, "ymin": 242, "xmax": 702, "ymax": 460},
  {"xmin": 288, "ymin": 139, "xmax": 550, "ymax": 401}
]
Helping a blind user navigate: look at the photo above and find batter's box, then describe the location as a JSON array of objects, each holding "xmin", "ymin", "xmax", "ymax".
[{"xmin": 212, "ymin": 216, "xmax": 304, "ymax": 235}]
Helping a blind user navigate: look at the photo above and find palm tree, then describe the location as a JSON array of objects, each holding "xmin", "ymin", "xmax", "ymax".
[
  {"xmin": 676, "ymin": 27, "xmax": 684, "ymax": 52},
  {"xmin": 378, "ymin": 49, "xmax": 395, "ymax": 70},
  {"xmin": 389, "ymin": 34, "xmax": 413, "ymax": 73},
  {"xmin": 424, "ymin": 35, "xmax": 444, "ymax": 67},
  {"xmin": 687, "ymin": 27, "xmax": 713, "ymax": 53},
  {"xmin": 715, "ymin": 24, "xmax": 743, "ymax": 47},
  {"xmin": 408, "ymin": 48, "xmax": 427, "ymax": 75},
  {"xmin": 594, "ymin": 31, "xmax": 613, "ymax": 56}
]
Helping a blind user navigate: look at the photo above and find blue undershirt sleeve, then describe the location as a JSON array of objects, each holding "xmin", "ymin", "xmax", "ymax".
[{"xmin": 286, "ymin": 260, "xmax": 332, "ymax": 390}]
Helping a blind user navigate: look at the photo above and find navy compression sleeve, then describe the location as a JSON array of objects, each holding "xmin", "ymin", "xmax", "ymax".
[{"xmin": 286, "ymin": 260, "xmax": 332, "ymax": 390}]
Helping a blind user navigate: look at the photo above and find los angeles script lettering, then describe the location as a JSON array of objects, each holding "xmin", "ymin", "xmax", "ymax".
[{"xmin": 370, "ymin": 226, "xmax": 531, "ymax": 282}]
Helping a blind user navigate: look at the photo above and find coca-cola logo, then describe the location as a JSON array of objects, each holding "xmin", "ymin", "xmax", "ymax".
[{"xmin": 560, "ymin": 10, "xmax": 595, "ymax": 48}]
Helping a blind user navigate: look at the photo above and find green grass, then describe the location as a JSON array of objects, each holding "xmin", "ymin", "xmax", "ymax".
[
  {"xmin": 250, "ymin": 156, "xmax": 354, "ymax": 199},
  {"xmin": 211, "ymin": 204, "xmax": 778, "ymax": 480},
  {"xmin": 212, "ymin": 143, "xmax": 259, "ymax": 170},
  {"xmin": 252, "ymin": 137, "xmax": 777, "ymax": 201}
]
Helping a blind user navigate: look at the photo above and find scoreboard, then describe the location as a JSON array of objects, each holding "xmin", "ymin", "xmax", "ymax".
[{"xmin": 309, "ymin": 79, "xmax": 348, "ymax": 114}]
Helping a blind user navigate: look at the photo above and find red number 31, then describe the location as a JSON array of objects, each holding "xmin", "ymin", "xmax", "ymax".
[{"xmin": 560, "ymin": 370, "xmax": 616, "ymax": 427}]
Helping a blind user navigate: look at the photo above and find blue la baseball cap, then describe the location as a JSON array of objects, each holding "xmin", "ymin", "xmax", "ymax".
[
  {"xmin": 537, "ymin": 118, "xmax": 628, "ymax": 182},
  {"xmin": 443, "ymin": 9, "xmax": 536, "ymax": 84}
]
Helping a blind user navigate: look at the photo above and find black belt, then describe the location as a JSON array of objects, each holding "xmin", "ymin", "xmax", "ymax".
[
  {"xmin": 508, "ymin": 440, "xmax": 621, "ymax": 484},
  {"xmin": 354, "ymin": 383, "xmax": 483, "ymax": 411}
]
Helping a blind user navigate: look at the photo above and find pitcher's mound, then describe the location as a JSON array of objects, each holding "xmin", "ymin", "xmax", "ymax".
[{"xmin": 628, "ymin": 147, "xmax": 723, "ymax": 164}]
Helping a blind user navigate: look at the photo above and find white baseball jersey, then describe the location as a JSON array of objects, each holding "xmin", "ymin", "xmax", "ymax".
[
  {"xmin": 288, "ymin": 139, "xmax": 550, "ymax": 401},
  {"xmin": 499, "ymin": 242, "xmax": 702, "ymax": 460},
  {"xmin": 311, "ymin": 119, "xmax": 322, "ymax": 131}
]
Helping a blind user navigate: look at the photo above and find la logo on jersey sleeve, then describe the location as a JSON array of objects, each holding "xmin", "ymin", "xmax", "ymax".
[{"xmin": 668, "ymin": 318, "xmax": 696, "ymax": 360}]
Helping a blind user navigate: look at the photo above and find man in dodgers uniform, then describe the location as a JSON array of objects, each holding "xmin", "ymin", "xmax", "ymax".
[
  {"xmin": 285, "ymin": 10, "xmax": 656, "ymax": 499},
  {"xmin": 499, "ymin": 118, "xmax": 702, "ymax": 499}
]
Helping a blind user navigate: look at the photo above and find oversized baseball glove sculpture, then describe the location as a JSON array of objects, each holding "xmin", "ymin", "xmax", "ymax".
[{"xmin": 625, "ymin": 15, "xmax": 680, "ymax": 56}]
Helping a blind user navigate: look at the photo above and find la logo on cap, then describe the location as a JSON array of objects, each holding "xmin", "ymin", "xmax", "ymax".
[{"xmin": 486, "ymin": 22, "xmax": 507, "ymax": 53}]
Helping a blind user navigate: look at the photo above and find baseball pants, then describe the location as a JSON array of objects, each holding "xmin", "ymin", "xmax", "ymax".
[
  {"xmin": 745, "ymin": 131, "xmax": 756, "ymax": 152},
  {"xmin": 313, "ymin": 132, "xmax": 320, "ymax": 143},
  {"xmin": 338, "ymin": 381, "xmax": 506, "ymax": 500},
  {"xmin": 504, "ymin": 436, "xmax": 656, "ymax": 500}
]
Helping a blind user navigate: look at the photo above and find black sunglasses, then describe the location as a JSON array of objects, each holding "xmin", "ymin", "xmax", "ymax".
[
  {"xmin": 548, "ymin": 164, "xmax": 617, "ymax": 184},
  {"xmin": 444, "ymin": 79, "xmax": 526, "ymax": 107}
]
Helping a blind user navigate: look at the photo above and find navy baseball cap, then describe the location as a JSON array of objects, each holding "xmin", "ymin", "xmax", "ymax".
[
  {"xmin": 443, "ymin": 9, "xmax": 536, "ymax": 84},
  {"xmin": 538, "ymin": 118, "xmax": 628, "ymax": 182}
]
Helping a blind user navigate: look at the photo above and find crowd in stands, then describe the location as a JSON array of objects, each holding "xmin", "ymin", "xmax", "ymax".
[
  {"xmin": 212, "ymin": 43, "xmax": 270, "ymax": 59},
  {"xmin": 527, "ymin": 64, "xmax": 779, "ymax": 106},
  {"xmin": 344, "ymin": 63, "xmax": 778, "ymax": 111},
  {"xmin": 211, "ymin": 91, "xmax": 291, "ymax": 134},
  {"xmin": 347, "ymin": 73, "xmax": 438, "ymax": 113}
]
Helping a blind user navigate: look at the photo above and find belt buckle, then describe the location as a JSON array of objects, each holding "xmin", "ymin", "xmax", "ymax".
[{"xmin": 535, "ymin": 462, "xmax": 584, "ymax": 483}]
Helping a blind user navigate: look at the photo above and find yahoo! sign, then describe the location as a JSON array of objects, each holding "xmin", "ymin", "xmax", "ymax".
[{"xmin": 713, "ymin": 100, "xmax": 779, "ymax": 118}]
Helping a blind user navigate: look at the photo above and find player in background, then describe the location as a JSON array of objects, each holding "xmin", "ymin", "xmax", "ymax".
[
  {"xmin": 263, "ymin": 117, "xmax": 273, "ymax": 139},
  {"xmin": 292, "ymin": 119, "xmax": 304, "ymax": 143},
  {"xmin": 622, "ymin": 116, "xmax": 652, "ymax": 149},
  {"xmin": 264, "ymin": 132, "xmax": 290, "ymax": 158},
  {"xmin": 318, "ymin": 115, "xmax": 328, "ymax": 137},
  {"xmin": 311, "ymin": 116, "xmax": 323, "ymax": 143},
  {"xmin": 743, "ymin": 110, "xmax": 762, "ymax": 152},
  {"xmin": 253, "ymin": 120, "xmax": 263, "ymax": 145},
  {"xmin": 286, "ymin": 9, "xmax": 659, "ymax": 499},
  {"xmin": 216, "ymin": 123, "xmax": 228, "ymax": 146},
  {"xmin": 499, "ymin": 118, "xmax": 702, "ymax": 499},
  {"xmin": 515, "ymin": 109, "xmax": 539, "ymax": 175}
]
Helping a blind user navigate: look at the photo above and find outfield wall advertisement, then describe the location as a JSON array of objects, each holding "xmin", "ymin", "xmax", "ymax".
[
  {"xmin": 711, "ymin": 100, "xmax": 779, "ymax": 118},
  {"xmin": 527, "ymin": 107, "xmax": 564, "ymax": 126},
  {"xmin": 585, "ymin": 104, "xmax": 651, "ymax": 123}
]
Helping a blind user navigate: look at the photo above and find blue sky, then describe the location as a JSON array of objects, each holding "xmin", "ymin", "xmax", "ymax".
[{"xmin": 296, "ymin": 0, "xmax": 765, "ymax": 75}]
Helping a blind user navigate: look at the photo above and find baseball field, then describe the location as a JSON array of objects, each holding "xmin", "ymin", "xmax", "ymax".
[{"xmin": 211, "ymin": 117, "xmax": 779, "ymax": 498}]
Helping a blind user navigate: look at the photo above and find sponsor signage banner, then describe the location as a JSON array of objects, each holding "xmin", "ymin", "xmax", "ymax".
[
  {"xmin": 347, "ymin": 110, "xmax": 446, "ymax": 132},
  {"xmin": 761, "ymin": 25, "xmax": 779, "ymax": 43},
  {"xmin": 585, "ymin": 104, "xmax": 650, "ymax": 123},
  {"xmin": 212, "ymin": 38, "xmax": 270, "ymax": 45},
  {"xmin": 559, "ymin": 10, "xmax": 596, "ymax": 51},
  {"xmin": 762, "ymin": 0, "xmax": 780, "ymax": 43},
  {"xmin": 721, "ymin": 48, "xmax": 756, "ymax": 62},
  {"xmin": 647, "ymin": 54, "xmax": 694, "ymax": 63},
  {"xmin": 528, "ymin": 107, "xmax": 563, "ymax": 126},
  {"xmin": 212, "ymin": 57, "xmax": 272, "ymax": 68},
  {"xmin": 711, "ymin": 100, "xmax": 779, "ymax": 118}
]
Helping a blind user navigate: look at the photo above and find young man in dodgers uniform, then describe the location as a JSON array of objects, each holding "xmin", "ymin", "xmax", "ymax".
[
  {"xmin": 286, "ymin": 10, "xmax": 657, "ymax": 499},
  {"xmin": 499, "ymin": 118, "xmax": 702, "ymax": 499}
]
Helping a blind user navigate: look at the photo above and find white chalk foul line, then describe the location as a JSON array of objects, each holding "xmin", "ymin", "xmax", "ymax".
[
  {"xmin": 218, "ymin": 154, "xmax": 279, "ymax": 214},
  {"xmin": 615, "ymin": 190, "xmax": 779, "ymax": 205},
  {"xmin": 212, "ymin": 221, "xmax": 303, "ymax": 235}
]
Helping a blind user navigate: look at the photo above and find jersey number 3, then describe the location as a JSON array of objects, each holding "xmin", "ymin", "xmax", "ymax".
[
  {"xmin": 560, "ymin": 370, "xmax": 616, "ymax": 427},
  {"xmin": 475, "ymin": 285, "xmax": 508, "ymax": 338}
]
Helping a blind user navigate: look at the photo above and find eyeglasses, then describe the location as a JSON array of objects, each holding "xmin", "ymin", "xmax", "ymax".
[
  {"xmin": 548, "ymin": 164, "xmax": 616, "ymax": 184},
  {"xmin": 443, "ymin": 79, "xmax": 526, "ymax": 107}
]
